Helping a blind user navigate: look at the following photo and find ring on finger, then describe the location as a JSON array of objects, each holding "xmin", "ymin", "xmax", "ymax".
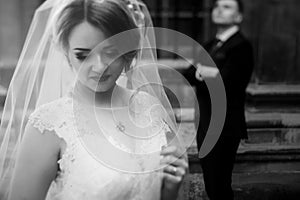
[{"xmin": 171, "ymin": 166, "xmax": 177, "ymax": 175}]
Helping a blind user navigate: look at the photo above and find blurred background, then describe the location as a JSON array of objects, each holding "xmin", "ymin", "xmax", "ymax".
[
  {"xmin": 2, "ymin": 0, "xmax": 300, "ymax": 84},
  {"xmin": 0, "ymin": 0, "xmax": 300, "ymax": 199}
]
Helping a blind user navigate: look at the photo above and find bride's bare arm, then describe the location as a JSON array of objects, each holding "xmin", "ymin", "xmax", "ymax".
[{"xmin": 8, "ymin": 125, "xmax": 61, "ymax": 200}]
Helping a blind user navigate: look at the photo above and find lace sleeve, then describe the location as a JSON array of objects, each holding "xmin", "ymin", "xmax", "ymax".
[
  {"xmin": 28, "ymin": 105, "xmax": 56, "ymax": 133},
  {"xmin": 27, "ymin": 99, "xmax": 68, "ymax": 137}
]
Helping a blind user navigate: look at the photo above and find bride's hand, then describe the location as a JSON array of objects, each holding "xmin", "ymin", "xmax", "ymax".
[{"xmin": 160, "ymin": 145, "xmax": 188, "ymax": 198}]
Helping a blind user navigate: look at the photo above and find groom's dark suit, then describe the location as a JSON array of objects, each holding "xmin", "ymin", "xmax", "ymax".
[{"xmin": 183, "ymin": 31, "xmax": 254, "ymax": 199}]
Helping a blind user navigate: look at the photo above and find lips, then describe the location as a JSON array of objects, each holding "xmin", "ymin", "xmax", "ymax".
[
  {"xmin": 90, "ymin": 74, "xmax": 110, "ymax": 82},
  {"xmin": 99, "ymin": 75, "xmax": 110, "ymax": 81}
]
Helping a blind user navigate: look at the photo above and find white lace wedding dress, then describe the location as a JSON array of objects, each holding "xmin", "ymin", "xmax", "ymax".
[{"xmin": 28, "ymin": 92, "xmax": 169, "ymax": 200}]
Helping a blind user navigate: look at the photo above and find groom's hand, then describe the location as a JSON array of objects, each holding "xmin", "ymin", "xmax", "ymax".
[{"xmin": 195, "ymin": 63, "xmax": 219, "ymax": 81}]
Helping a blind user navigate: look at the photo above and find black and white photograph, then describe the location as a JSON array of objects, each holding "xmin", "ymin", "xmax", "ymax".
[{"xmin": 0, "ymin": 0, "xmax": 299, "ymax": 199}]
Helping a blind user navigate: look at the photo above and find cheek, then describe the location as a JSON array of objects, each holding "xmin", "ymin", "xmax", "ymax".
[
  {"xmin": 212, "ymin": 9, "xmax": 218, "ymax": 17},
  {"xmin": 67, "ymin": 51, "xmax": 79, "ymax": 71},
  {"xmin": 68, "ymin": 55, "xmax": 91, "ymax": 82},
  {"xmin": 232, "ymin": 13, "xmax": 241, "ymax": 22},
  {"xmin": 69, "ymin": 57, "xmax": 79, "ymax": 71},
  {"xmin": 224, "ymin": 10, "xmax": 236, "ymax": 19},
  {"xmin": 110, "ymin": 60, "xmax": 126, "ymax": 77},
  {"xmin": 68, "ymin": 54, "xmax": 87, "ymax": 73}
]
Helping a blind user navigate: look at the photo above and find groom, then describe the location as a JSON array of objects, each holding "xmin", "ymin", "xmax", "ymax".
[{"xmin": 183, "ymin": 0, "xmax": 254, "ymax": 199}]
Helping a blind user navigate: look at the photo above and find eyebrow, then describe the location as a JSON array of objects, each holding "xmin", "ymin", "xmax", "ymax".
[{"xmin": 73, "ymin": 45, "xmax": 115, "ymax": 51}]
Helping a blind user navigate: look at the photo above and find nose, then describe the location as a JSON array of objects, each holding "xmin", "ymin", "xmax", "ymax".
[
  {"xmin": 212, "ymin": 6, "xmax": 223, "ymax": 18},
  {"xmin": 90, "ymin": 54, "xmax": 108, "ymax": 74}
]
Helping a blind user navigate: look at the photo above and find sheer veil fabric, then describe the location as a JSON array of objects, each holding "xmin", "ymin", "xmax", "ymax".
[{"xmin": 0, "ymin": 0, "xmax": 185, "ymax": 198}]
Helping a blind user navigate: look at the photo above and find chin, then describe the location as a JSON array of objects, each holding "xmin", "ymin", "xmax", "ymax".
[
  {"xmin": 95, "ymin": 83, "xmax": 116, "ymax": 93},
  {"xmin": 93, "ymin": 87, "xmax": 110, "ymax": 92},
  {"xmin": 212, "ymin": 16, "xmax": 226, "ymax": 23},
  {"xmin": 213, "ymin": 21, "xmax": 232, "ymax": 26},
  {"xmin": 213, "ymin": 18, "xmax": 224, "ymax": 23},
  {"xmin": 84, "ymin": 79, "xmax": 114, "ymax": 92}
]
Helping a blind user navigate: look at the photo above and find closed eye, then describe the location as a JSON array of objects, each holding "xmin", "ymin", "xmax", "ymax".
[
  {"xmin": 103, "ymin": 49, "xmax": 119, "ymax": 58},
  {"xmin": 223, "ymin": 5, "xmax": 232, "ymax": 9},
  {"xmin": 75, "ymin": 55, "xmax": 87, "ymax": 61},
  {"xmin": 75, "ymin": 52, "xmax": 89, "ymax": 61},
  {"xmin": 74, "ymin": 48, "xmax": 91, "ymax": 61}
]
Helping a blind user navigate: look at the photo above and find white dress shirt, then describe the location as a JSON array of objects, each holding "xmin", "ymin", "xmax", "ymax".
[{"xmin": 216, "ymin": 25, "xmax": 239, "ymax": 43}]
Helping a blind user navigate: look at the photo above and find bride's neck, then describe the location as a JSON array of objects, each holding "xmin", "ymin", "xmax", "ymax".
[{"xmin": 73, "ymin": 82, "xmax": 123, "ymax": 108}]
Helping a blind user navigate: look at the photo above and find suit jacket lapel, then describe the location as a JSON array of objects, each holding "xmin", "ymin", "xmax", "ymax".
[{"xmin": 217, "ymin": 31, "xmax": 243, "ymax": 52}]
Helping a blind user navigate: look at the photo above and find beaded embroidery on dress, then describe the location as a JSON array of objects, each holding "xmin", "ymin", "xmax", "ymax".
[{"xmin": 27, "ymin": 92, "xmax": 169, "ymax": 200}]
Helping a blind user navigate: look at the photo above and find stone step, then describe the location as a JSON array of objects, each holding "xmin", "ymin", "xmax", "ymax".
[
  {"xmin": 246, "ymin": 84, "xmax": 300, "ymax": 108},
  {"xmin": 182, "ymin": 172, "xmax": 300, "ymax": 200},
  {"xmin": 175, "ymin": 108, "xmax": 300, "ymax": 128},
  {"xmin": 188, "ymin": 149, "xmax": 300, "ymax": 173},
  {"xmin": 175, "ymin": 107, "xmax": 300, "ymax": 155},
  {"xmin": 178, "ymin": 119, "xmax": 300, "ymax": 173}
]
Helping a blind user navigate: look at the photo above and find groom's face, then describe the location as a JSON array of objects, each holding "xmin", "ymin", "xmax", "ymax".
[
  {"xmin": 67, "ymin": 21, "xmax": 125, "ymax": 92},
  {"xmin": 212, "ymin": 0, "xmax": 242, "ymax": 26}
]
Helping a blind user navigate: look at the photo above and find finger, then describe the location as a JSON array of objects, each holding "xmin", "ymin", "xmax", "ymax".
[
  {"xmin": 163, "ymin": 165, "xmax": 186, "ymax": 177},
  {"xmin": 196, "ymin": 63, "xmax": 203, "ymax": 69},
  {"xmin": 160, "ymin": 154, "xmax": 188, "ymax": 167},
  {"xmin": 163, "ymin": 155, "xmax": 188, "ymax": 169},
  {"xmin": 195, "ymin": 71, "xmax": 203, "ymax": 81},
  {"xmin": 195, "ymin": 66, "xmax": 204, "ymax": 81},
  {"xmin": 160, "ymin": 155, "xmax": 189, "ymax": 169},
  {"xmin": 160, "ymin": 145, "xmax": 185, "ymax": 158},
  {"xmin": 162, "ymin": 173, "xmax": 183, "ymax": 184},
  {"xmin": 196, "ymin": 64, "xmax": 202, "ymax": 74},
  {"xmin": 197, "ymin": 76, "xmax": 203, "ymax": 81}
]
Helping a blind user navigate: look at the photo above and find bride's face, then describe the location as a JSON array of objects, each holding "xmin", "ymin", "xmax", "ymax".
[{"xmin": 68, "ymin": 22, "xmax": 125, "ymax": 92}]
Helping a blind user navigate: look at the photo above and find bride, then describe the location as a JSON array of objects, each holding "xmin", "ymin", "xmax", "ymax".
[{"xmin": 0, "ymin": 0, "xmax": 188, "ymax": 199}]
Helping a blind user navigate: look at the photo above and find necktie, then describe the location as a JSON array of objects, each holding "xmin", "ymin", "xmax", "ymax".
[{"xmin": 209, "ymin": 38, "xmax": 222, "ymax": 55}]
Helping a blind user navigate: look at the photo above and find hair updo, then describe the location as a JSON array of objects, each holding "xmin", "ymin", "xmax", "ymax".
[{"xmin": 56, "ymin": 0, "xmax": 141, "ymax": 63}]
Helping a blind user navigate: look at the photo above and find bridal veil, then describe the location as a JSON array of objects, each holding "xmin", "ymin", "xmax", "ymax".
[{"xmin": 0, "ymin": 0, "xmax": 190, "ymax": 198}]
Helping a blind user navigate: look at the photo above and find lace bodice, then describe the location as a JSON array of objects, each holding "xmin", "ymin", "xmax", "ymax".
[{"xmin": 28, "ymin": 93, "xmax": 169, "ymax": 200}]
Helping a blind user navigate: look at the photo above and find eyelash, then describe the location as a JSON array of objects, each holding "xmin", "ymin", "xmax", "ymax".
[
  {"xmin": 75, "ymin": 51, "xmax": 88, "ymax": 61},
  {"xmin": 76, "ymin": 55, "xmax": 87, "ymax": 61},
  {"xmin": 75, "ymin": 50, "xmax": 118, "ymax": 61}
]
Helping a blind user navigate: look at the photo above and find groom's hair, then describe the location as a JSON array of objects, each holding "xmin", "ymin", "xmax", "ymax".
[
  {"xmin": 56, "ymin": 0, "xmax": 140, "ymax": 63},
  {"xmin": 212, "ymin": 0, "xmax": 244, "ymax": 14}
]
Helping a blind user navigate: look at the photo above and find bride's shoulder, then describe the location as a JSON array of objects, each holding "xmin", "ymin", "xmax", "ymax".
[
  {"xmin": 32, "ymin": 96, "xmax": 72, "ymax": 116},
  {"xmin": 28, "ymin": 97, "xmax": 72, "ymax": 133}
]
